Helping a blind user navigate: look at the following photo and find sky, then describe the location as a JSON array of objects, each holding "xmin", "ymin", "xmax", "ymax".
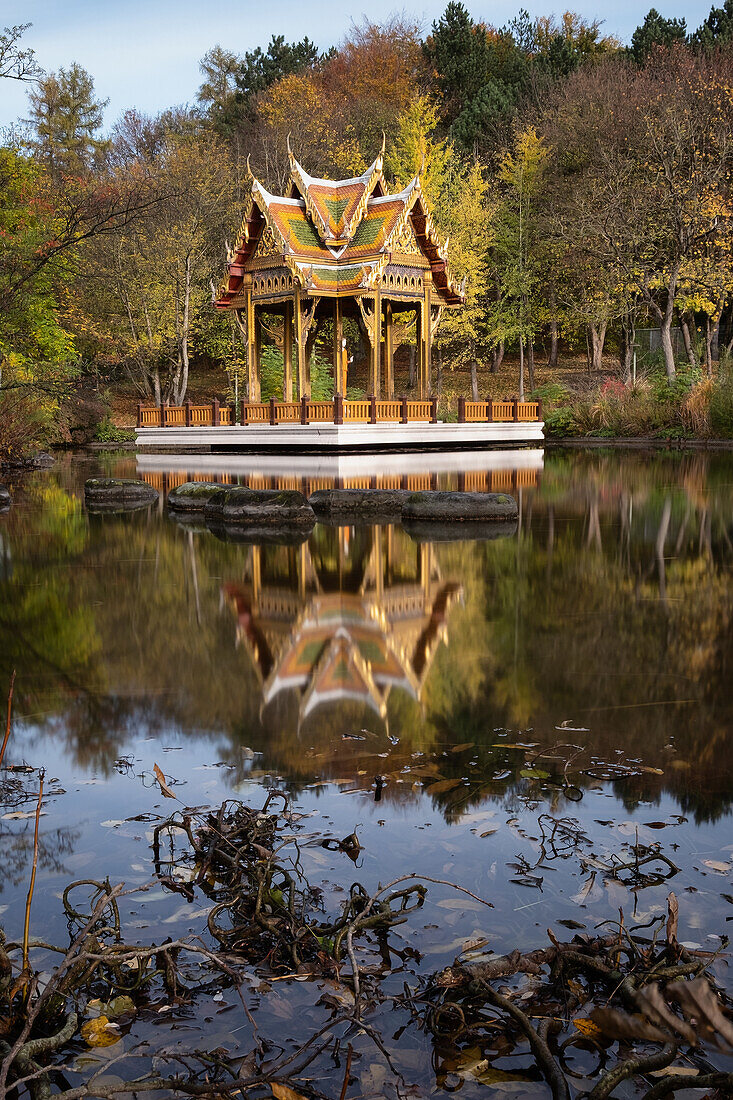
[{"xmin": 0, "ymin": 0, "xmax": 712, "ymax": 132}]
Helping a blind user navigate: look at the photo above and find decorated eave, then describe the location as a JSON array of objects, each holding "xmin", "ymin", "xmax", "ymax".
[{"xmin": 214, "ymin": 143, "xmax": 465, "ymax": 307}]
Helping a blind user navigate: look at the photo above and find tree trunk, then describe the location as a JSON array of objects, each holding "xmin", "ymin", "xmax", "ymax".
[
  {"xmin": 518, "ymin": 339, "xmax": 525, "ymax": 400},
  {"xmin": 705, "ymin": 316, "xmax": 714, "ymax": 377},
  {"xmin": 527, "ymin": 340, "xmax": 535, "ymax": 393},
  {"xmin": 620, "ymin": 315, "xmax": 636, "ymax": 384},
  {"xmin": 660, "ymin": 318, "xmax": 677, "ymax": 382},
  {"xmin": 587, "ymin": 323, "xmax": 607, "ymax": 373},
  {"xmin": 680, "ymin": 314, "xmax": 697, "ymax": 367},
  {"xmin": 470, "ymin": 358, "xmax": 479, "ymax": 401},
  {"xmin": 548, "ymin": 317, "xmax": 559, "ymax": 369},
  {"xmin": 490, "ymin": 342, "xmax": 505, "ymax": 373}
]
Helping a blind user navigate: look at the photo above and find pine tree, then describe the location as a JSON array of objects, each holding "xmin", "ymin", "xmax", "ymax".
[{"xmin": 26, "ymin": 63, "xmax": 109, "ymax": 177}]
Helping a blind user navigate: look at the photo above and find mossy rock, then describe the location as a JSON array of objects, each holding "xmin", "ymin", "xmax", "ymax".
[
  {"xmin": 84, "ymin": 478, "xmax": 159, "ymax": 511},
  {"xmin": 404, "ymin": 519, "xmax": 518, "ymax": 543},
  {"xmin": 309, "ymin": 488, "xmax": 410, "ymax": 522},
  {"xmin": 204, "ymin": 486, "xmax": 315, "ymax": 529},
  {"xmin": 167, "ymin": 482, "xmax": 226, "ymax": 512},
  {"xmin": 401, "ymin": 491, "xmax": 518, "ymax": 523}
]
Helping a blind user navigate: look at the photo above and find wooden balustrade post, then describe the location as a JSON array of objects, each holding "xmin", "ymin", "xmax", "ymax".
[
  {"xmin": 486, "ymin": 398, "xmax": 494, "ymax": 422},
  {"xmin": 269, "ymin": 396, "xmax": 277, "ymax": 425},
  {"xmin": 211, "ymin": 398, "xmax": 220, "ymax": 426},
  {"xmin": 184, "ymin": 399, "xmax": 192, "ymax": 426},
  {"xmin": 457, "ymin": 396, "xmax": 466, "ymax": 423},
  {"xmin": 334, "ymin": 393, "xmax": 344, "ymax": 425},
  {"xmin": 137, "ymin": 403, "xmax": 143, "ymax": 428},
  {"xmin": 537, "ymin": 399, "xmax": 543, "ymax": 422},
  {"xmin": 513, "ymin": 398, "xmax": 519, "ymax": 422},
  {"xmin": 229, "ymin": 402, "xmax": 236, "ymax": 426},
  {"xmin": 430, "ymin": 397, "xmax": 438, "ymax": 424},
  {"xmin": 400, "ymin": 395, "xmax": 408, "ymax": 424},
  {"xmin": 369, "ymin": 394, "xmax": 377, "ymax": 424},
  {"xmin": 160, "ymin": 403, "xmax": 167, "ymax": 427},
  {"xmin": 300, "ymin": 395, "xmax": 309, "ymax": 425},
  {"xmin": 241, "ymin": 399, "xmax": 249, "ymax": 425}
]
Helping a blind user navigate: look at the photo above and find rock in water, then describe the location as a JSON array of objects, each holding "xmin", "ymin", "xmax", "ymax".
[
  {"xmin": 204, "ymin": 486, "xmax": 315, "ymax": 529},
  {"xmin": 0, "ymin": 485, "xmax": 11, "ymax": 511},
  {"xmin": 309, "ymin": 488, "xmax": 410, "ymax": 523},
  {"xmin": 167, "ymin": 482, "xmax": 226, "ymax": 513},
  {"xmin": 401, "ymin": 491, "xmax": 518, "ymax": 523},
  {"xmin": 84, "ymin": 478, "xmax": 159, "ymax": 511}
]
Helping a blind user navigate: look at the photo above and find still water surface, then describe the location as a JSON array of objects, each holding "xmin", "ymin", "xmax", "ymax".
[{"xmin": 0, "ymin": 447, "xmax": 732, "ymax": 1096}]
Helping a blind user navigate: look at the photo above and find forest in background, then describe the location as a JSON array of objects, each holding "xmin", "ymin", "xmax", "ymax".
[{"xmin": 4, "ymin": 3, "xmax": 733, "ymax": 457}]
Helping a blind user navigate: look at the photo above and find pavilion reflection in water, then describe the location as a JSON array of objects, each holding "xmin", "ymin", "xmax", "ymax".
[{"xmin": 224, "ymin": 525, "xmax": 461, "ymax": 729}]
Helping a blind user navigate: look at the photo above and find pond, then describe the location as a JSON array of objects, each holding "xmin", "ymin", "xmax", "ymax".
[{"xmin": 0, "ymin": 447, "xmax": 732, "ymax": 1098}]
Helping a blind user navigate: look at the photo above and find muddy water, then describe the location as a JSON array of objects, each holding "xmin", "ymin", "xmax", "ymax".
[{"xmin": 0, "ymin": 447, "xmax": 732, "ymax": 1096}]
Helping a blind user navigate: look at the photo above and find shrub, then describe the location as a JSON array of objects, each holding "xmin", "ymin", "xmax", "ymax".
[
  {"xmin": 544, "ymin": 406, "xmax": 578, "ymax": 437},
  {"xmin": 94, "ymin": 418, "xmax": 135, "ymax": 444}
]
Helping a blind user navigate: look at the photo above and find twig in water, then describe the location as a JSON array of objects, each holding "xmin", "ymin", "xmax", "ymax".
[
  {"xmin": 0, "ymin": 669, "xmax": 16, "ymax": 770},
  {"xmin": 22, "ymin": 768, "xmax": 44, "ymax": 976}
]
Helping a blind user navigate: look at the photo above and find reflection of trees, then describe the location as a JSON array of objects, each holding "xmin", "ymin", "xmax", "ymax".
[
  {"xmin": 0, "ymin": 823, "xmax": 80, "ymax": 893},
  {"xmin": 0, "ymin": 450, "xmax": 731, "ymax": 821}
]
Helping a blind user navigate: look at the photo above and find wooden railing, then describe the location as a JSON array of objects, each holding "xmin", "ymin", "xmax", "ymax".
[
  {"xmin": 138, "ymin": 395, "xmax": 542, "ymax": 428},
  {"xmin": 141, "ymin": 468, "xmax": 541, "ymax": 496}
]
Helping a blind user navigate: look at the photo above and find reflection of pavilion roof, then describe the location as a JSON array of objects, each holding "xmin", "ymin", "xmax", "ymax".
[
  {"xmin": 263, "ymin": 594, "xmax": 419, "ymax": 720},
  {"xmin": 223, "ymin": 544, "xmax": 461, "ymax": 728}
]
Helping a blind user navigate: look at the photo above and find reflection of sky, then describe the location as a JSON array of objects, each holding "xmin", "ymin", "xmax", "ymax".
[
  {"xmin": 4, "ymin": 718, "xmax": 732, "ymax": 985},
  {"xmin": 2, "ymin": 1, "xmax": 707, "ymax": 130}
]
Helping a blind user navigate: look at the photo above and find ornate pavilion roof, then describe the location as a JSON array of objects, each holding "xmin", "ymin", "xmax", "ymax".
[{"xmin": 215, "ymin": 142, "xmax": 464, "ymax": 305}]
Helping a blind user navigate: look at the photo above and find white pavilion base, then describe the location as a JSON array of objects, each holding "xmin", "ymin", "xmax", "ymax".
[
  {"xmin": 136, "ymin": 446, "xmax": 544, "ymax": 480},
  {"xmin": 135, "ymin": 420, "xmax": 544, "ymax": 454}
]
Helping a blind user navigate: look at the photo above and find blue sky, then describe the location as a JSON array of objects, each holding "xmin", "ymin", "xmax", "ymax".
[{"xmin": 0, "ymin": 1, "xmax": 711, "ymax": 131}]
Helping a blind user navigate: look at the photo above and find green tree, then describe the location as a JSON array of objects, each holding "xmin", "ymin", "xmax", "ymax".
[
  {"xmin": 424, "ymin": 2, "xmax": 493, "ymax": 124},
  {"xmin": 25, "ymin": 62, "xmax": 109, "ymax": 177},
  {"xmin": 487, "ymin": 126, "xmax": 550, "ymax": 398},
  {"xmin": 692, "ymin": 0, "xmax": 733, "ymax": 46},
  {"xmin": 629, "ymin": 9, "xmax": 687, "ymax": 63}
]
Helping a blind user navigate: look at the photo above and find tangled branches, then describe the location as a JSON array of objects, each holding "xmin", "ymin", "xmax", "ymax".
[{"xmin": 417, "ymin": 897, "xmax": 733, "ymax": 1099}]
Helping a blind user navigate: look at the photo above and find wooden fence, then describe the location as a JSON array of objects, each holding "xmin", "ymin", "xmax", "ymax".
[{"xmin": 138, "ymin": 395, "xmax": 542, "ymax": 428}]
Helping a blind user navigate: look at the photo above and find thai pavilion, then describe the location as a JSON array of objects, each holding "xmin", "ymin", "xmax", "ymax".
[{"xmin": 214, "ymin": 139, "xmax": 464, "ymax": 402}]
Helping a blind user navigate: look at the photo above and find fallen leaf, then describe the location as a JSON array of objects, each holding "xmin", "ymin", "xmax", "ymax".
[
  {"xmin": 702, "ymin": 860, "xmax": 731, "ymax": 874},
  {"xmin": 573, "ymin": 1018, "xmax": 602, "ymax": 1039},
  {"xmin": 520, "ymin": 768, "xmax": 550, "ymax": 780},
  {"xmin": 451, "ymin": 742, "xmax": 475, "ymax": 753},
  {"xmin": 153, "ymin": 764, "xmax": 176, "ymax": 799},
  {"xmin": 81, "ymin": 1016, "xmax": 121, "ymax": 1048},
  {"xmin": 427, "ymin": 778, "xmax": 463, "ymax": 795},
  {"xmin": 666, "ymin": 892, "xmax": 678, "ymax": 945},
  {"xmin": 271, "ymin": 1085, "xmax": 309, "ymax": 1100}
]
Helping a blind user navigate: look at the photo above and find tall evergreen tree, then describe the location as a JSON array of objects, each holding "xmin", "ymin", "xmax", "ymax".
[
  {"xmin": 629, "ymin": 9, "xmax": 687, "ymax": 63},
  {"xmin": 26, "ymin": 63, "xmax": 109, "ymax": 176}
]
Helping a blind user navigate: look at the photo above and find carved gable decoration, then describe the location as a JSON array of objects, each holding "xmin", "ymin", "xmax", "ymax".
[{"xmin": 393, "ymin": 218, "xmax": 422, "ymax": 258}]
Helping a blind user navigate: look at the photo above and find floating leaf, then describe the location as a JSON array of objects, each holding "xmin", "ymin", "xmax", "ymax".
[
  {"xmin": 427, "ymin": 778, "xmax": 463, "ymax": 795},
  {"xmin": 520, "ymin": 768, "xmax": 550, "ymax": 780},
  {"xmin": 702, "ymin": 860, "xmax": 731, "ymax": 874},
  {"xmin": 153, "ymin": 763, "xmax": 176, "ymax": 799},
  {"xmin": 648, "ymin": 1067, "xmax": 700, "ymax": 1078},
  {"xmin": 81, "ymin": 1016, "xmax": 120, "ymax": 1048},
  {"xmin": 451, "ymin": 743, "xmax": 475, "ymax": 753},
  {"xmin": 573, "ymin": 1017, "xmax": 602, "ymax": 1039},
  {"xmin": 271, "ymin": 1085, "xmax": 309, "ymax": 1100}
]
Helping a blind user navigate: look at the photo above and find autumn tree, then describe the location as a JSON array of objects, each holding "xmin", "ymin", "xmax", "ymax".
[
  {"xmin": 78, "ymin": 123, "xmax": 235, "ymax": 404},
  {"xmin": 0, "ymin": 22, "xmax": 41, "ymax": 83},
  {"xmin": 487, "ymin": 127, "xmax": 550, "ymax": 397}
]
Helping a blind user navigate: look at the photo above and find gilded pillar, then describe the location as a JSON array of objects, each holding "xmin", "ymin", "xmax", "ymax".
[
  {"xmin": 333, "ymin": 298, "xmax": 344, "ymax": 395},
  {"xmin": 295, "ymin": 287, "xmax": 309, "ymax": 399},
  {"xmin": 283, "ymin": 301, "xmax": 293, "ymax": 402},
  {"xmin": 246, "ymin": 287, "xmax": 260, "ymax": 404},
  {"xmin": 384, "ymin": 299, "xmax": 394, "ymax": 399},
  {"xmin": 370, "ymin": 289, "xmax": 382, "ymax": 397}
]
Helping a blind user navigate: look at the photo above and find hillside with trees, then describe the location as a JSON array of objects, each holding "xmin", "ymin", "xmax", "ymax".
[{"xmin": 3, "ymin": 5, "xmax": 733, "ymax": 458}]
